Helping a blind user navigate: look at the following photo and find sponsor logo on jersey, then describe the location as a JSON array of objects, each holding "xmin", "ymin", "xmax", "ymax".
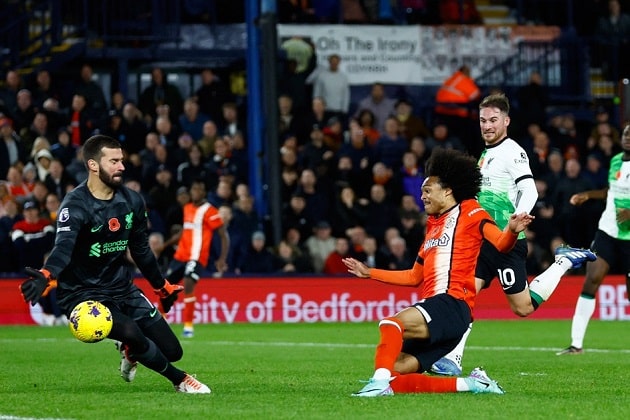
[
  {"xmin": 108, "ymin": 217, "xmax": 120, "ymax": 232},
  {"xmin": 57, "ymin": 226, "xmax": 71, "ymax": 232},
  {"xmin": 423, "ymin": 233, "xmax": 450, "ymax": 251},
  {"xmin": 58, "ymin": 208, "xmax": 70, "ymax": 222},
  {"xmin": 89, "ymin": 239, "xmax": 129, "ymax": 257},
  {"xmin": 91, "ymin": 224, "xmax": 103, "ymax": 233}
]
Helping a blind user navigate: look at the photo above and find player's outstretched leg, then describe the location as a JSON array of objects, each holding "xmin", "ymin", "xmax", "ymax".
[{"xmin": 554, "ymin": 245, "xmax": 597, "ymax": 269}]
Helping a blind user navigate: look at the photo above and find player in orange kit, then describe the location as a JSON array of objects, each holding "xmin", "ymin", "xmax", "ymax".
[
  {"xmin": 343, "ymin": 148, "xmax": 533, "ymax": 396},
  {"xmin": 164, "ymin": 179, "xmax": 229, "ymax": 338}
]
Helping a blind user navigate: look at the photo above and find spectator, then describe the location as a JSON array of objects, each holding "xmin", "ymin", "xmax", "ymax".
[
  {"xmin": 582, "ymin": 153, "xmax": 608, "ymax": 189},
  {"xmin": 434, "ymin": 65, "xmax": 481, "ymax": 152},
  {"xmin": 356, "ymin": 108, "xmax": 381, "ymax": 146},
  {"xmin": 332, "ymin": 185, "xmax": 367, "ymax": 238},
  {"xmin": 516, "ymin": 71, "xmax": 549, "ymax": 135},
  {"xmin": 393, "ymin": 98, "xmax": 429, "ymax": 141},
  {"xmin": 20, "ymin": 111, "xmax": 50, "ymax": 154},
  {"xmin": 295, "ymin": 168, "xmax": 331, "ymax": 224},
  {"xmin": 398, "ymin": 194, "xmax": 425, "ymax": 253},
  {"xmin": 43, "ymin": 158, "xmax": 76, "ymax": 200},
  {"xmin": 12, "ymin": 89, "xmax": 35, "ymax": 134},
  {"xmin": 138, "ymin": 67, "xmax": 184, "ymax": 125},
  {"xmin": 67, "ymin": 93, "xmax": 97, "ymax": 147},
  {"xmin": 6, "ymin": 165, "xmax": 31, "ymax": 203},
  {"xmin": 552, "ymin": 158, "xmax": 598, "ymax": 248},
  {"xmin": 231, "ymin": 193, "xmax": 260, "ymax": 243},
  {"xmin": 43, "ymin": 192, "xmax": 61, "ymax": 223},
  {"xmin": 527, "ymin": 179, "xmax": 558, "ymax": 254},
  {"xmin": 400, "ymin": 151, "xmax": 425, "ymax": 211},
  {"xmin": 424, "ymin": 122, "xmax": 466, "ymax": 155},
  {"xmin": 323, "ymin": 236, "xmax": 352, "ymax": 275},
  {"xmin": 31, "ymin": 69, "xmax": 62, "ymax": 110},
  {"xmin": 298, "ymin": 125, "xmax": 335, "ymax": 180},
  {"xmin": 346, "ymin": 225, "xmax": 368, "ymax": 259},
  {"xmin": 371, "ymin": 161, "xmax": 403, "ymax": 206},
  {"xmin": 278, "ymin": 39, "xmax": 317, "ymax": 115},
  {"xmin": 363, "ymin": 183, "xmax": 399, "ymax": 244},
  {"xmin": 50, "ymin": 128, "xmax": 77, "ymax": 167},
  {"xmin": 305, "ymin": 97, "xmax": 333, "ymax": 143},
  {"xmin": 305, "ymin": 220, "xmax": 336, "ymax": 273},
  {"xmin": 542, "ymin": 149, "xmax": 565, "ymax": 196},
  {"xmin": 0, "ymin": 70, "xmax": 23, "ymax": 119},
  {"xmin": 529, "ymin": 129, "xmax": 553, "ymax": 177},
  {"xmin": 220, "ymin": 102, "xmax": 246, "ymax": 138},
  {"xmin": 198, "ymin": 120, "xmax": 220, "ymax": 158},
  {"xmin": 373, "ymin": 117, "xmax": 408, "ymax": 172},
  {"xmin": 195, "ymin": 68, "xmax": 232, "ymax": 122},
  {"xmin": 354, "ymin": 83, "xmax": 397, "ymax": 133},
  {"xmin": 274, "ymin": 239, "xmax": 313, "ymax": 274},
  {"xmin": 385, "ymin": 236, "xmax": 414, "ymax": 270},
  {"xmin": 65, "ymin": 146, "xmax": 87, "ymax": 185},
  {"xmin": 179, "ymin": 97, "xmax": 210, "ymax": 142},
  {"xmin": 11, "ymin": 200, "xmax": 57, "ymax": 321},
  {"xmin": 0, "ymin": 116, "xmax": 27, "ymax": 179},
  {"xmin": 119, "ymin": 101, "xmax": 148, "ymax": 155},
  {"xmin": 278, "ymin": 94, "xmax": 306, "ymax": 142},
  {"xmin": 176, "ymin": 142, "xmax": 207, "ymax": 189},
  {"xmin": 33, "ymin": 148, "xmax": 53, "ymax": 182},
  {"xmin": 237, "ymin": 231, "xmax": 279, "ymax": 274},
  {"xmin": 109, "ymin": 91, "xmax": 125, "ymax": 116},
  {"xmin": 204, "ymin": 137, "xmax": 239, "ymax": 191},
  {"xmin": 282, "ymin": 193, "xmax": 314, "ymax": 241},
  {"xmin": 359, "ymin": 235, "xmax": 389, "ymax": 269},
  {"xmin": 311, "ymin": 54, "xmax": 350, "ymax": 122},
  {"xmin": 74, "ymin": 63, "xmax": 108, "ymax": 118},
  {"xmin": 0, "ymin": 197, "xmax": 20, "ymax": 272},
  {"xmin": 207, "ymin": 179, "xmax": 234, "ymax": 208},
  {"xmin": 148, "ymin": 166, "xmax": 178, "ymax": 225},
  {"xmin": 594, "ymin": 0, "xmax": 630, "ymax": 80}
]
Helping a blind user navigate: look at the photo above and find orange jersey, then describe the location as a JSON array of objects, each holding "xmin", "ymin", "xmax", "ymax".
[
  {"xmin": 370, "ymin": 199, "xmax": 517, "ymax": 313},
  {"xmin": 173, "ymin": 202, "xmax": 223, "ymax": 267}
]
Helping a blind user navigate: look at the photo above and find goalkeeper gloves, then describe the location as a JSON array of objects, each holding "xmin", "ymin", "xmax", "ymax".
[
  {"xmin": 154, "ymin": 280, "xmax": 184, "ymax": 313},
  {"xmin": 20, "ymin": 267, "xmax": 57, "ymax": 306}
]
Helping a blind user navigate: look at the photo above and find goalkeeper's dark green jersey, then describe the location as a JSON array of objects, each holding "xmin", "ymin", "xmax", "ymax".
[{"xmin": 44, "ymin": 181, "xmax": 164, "ymax": 312}]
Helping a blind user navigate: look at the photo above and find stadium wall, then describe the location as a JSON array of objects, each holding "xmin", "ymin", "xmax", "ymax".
[{"xmin": 0, "ymin": 276, "xmax": 627, "ymax": 325}]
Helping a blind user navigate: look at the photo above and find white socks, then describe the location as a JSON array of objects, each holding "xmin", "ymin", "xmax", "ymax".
[
  {"xmin": 529, "ymin": 257, "xmax": 572, "ymax": 302},
  {"xmin": 571, "ymin": 295, "xmax": 596, "ymax": 349}
]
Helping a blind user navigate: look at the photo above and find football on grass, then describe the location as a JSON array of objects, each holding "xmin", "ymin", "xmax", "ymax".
[{"xmin": 68, "ymin": 300, "xmax": 113, "ymax": 343}]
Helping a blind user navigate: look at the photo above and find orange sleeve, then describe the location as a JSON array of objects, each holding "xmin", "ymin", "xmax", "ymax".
[
  {"xmin": 481, "ymin": 220, "xmax": 518, "ymax": 252},
  {"xmin": 368, "ymin": 261, "xmax": 424, "ymax": 287}
]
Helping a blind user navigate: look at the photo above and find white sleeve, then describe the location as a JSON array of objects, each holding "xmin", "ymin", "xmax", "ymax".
[{"xmin": 514, "ymin": 177, "xmax": 537, "ymax": 214}]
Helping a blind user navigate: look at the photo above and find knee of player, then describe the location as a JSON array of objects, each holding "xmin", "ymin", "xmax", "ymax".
[
  {"xmin": 511, "ymin": 304, "xmax": 534, "ymax": 317},
  {"xmin": 165, "ymin": 344, "xmax": 183, "ymax": 362}
]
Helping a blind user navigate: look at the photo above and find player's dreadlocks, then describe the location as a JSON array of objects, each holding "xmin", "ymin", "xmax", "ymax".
[{"xmin": 425, "ymin": 148, "xmax": 482, "ymax": 203}]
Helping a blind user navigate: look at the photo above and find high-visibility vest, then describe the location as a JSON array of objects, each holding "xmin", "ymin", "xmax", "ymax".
[{"xmin": 435, "ymin": 71, "xmax": 481, "ymax": 118}]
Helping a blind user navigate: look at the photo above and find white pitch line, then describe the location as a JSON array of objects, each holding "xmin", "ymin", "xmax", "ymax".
[{"xmin": 1, "ymin": 337, "xmax": 629, "ymax": 354}]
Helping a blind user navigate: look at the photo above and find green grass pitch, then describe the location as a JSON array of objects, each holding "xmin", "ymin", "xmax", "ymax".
[{"xmin": 1, "ymin": 320, "xmax": 629, "ymax": 419}]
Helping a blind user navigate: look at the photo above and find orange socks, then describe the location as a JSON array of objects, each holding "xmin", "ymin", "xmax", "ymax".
[
  {"xmin": 183, "ymin": 293, "xmax": 196, "ymax": 326},
  {"xmin": 390, "ymin": 373, "xmax": 457, "ymax": 393},
  {"xmin": 374, "ymin": 317, "xmax": 405, "ymax": 372}
]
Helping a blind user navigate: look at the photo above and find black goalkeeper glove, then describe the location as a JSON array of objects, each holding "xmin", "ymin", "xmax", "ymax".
[
  {"xmin": 154, "ymin": 280, "xmax": 184, "ymax": 314},
  {"xmin": 21, "ymin": 267, "xmax": 56, "ymax": 306}
]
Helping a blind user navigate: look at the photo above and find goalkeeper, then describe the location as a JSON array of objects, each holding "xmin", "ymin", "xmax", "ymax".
[{"xmin": 20, "ymin": 135, "xmax": 211, "ymax": 394}]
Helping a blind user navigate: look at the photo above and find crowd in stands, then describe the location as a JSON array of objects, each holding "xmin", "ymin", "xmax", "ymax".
[{"xmin": 1, "ymin": 1, "xmax": 629, "ymax": 284}]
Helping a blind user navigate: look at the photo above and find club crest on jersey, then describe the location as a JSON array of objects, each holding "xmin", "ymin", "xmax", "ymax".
[
  {"xmin": 445, "ymin": 216, "xmax": 456, "ymax": 229},
  {"xmin": 108, "ymin": 217, "xmax": 121, "ymax": 232}
]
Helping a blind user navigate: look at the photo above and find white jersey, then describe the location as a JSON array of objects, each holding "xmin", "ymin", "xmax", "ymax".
[
  {"xmin": 598, "ymin": 153, "xmax": 630, "ymax": 240},
  {"xmin": 478, "ymin": 137, "xmax": 534, "ymax": 239}
]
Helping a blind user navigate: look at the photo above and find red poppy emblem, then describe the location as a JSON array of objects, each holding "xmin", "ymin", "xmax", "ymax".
[{"xmin": 108, "ymin": 218, "xmax": 120, "ymax": 232}]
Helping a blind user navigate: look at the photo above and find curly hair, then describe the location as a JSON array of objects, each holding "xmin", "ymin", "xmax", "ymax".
[{"xmin": 425, "ymin": 148, "xmax": 482, "ymax": 202}]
